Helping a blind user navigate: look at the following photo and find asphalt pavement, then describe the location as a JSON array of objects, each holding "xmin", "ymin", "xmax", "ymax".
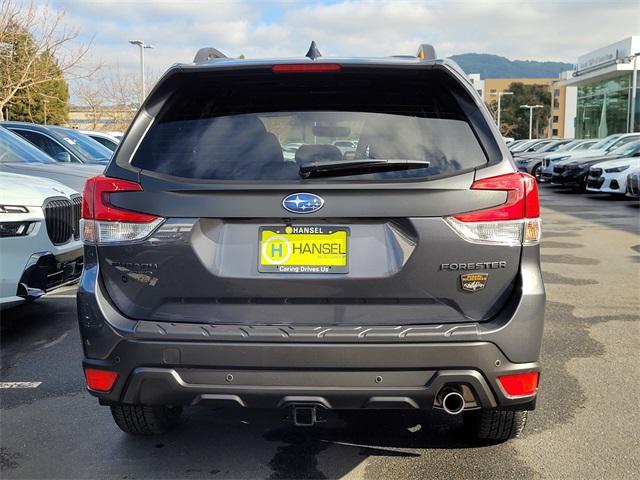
[{"xmin": 1, "ymin": 185, "xmax": 639, "ymax": 480}]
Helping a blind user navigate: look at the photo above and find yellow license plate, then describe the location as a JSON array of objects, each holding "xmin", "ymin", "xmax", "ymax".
[{"xmin": 258, "ymin": 226, "xmax": 349, "ymax": 273}]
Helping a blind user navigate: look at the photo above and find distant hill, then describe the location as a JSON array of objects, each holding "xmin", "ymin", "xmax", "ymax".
[{"xmin": 448, "ymin": 53, "xmax": 573, "ymax": 79}]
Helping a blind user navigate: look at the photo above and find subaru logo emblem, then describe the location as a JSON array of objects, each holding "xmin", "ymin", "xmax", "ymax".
[{"xmin": 282, "ymin": 193, "xmax": 324, "ymax": 214}]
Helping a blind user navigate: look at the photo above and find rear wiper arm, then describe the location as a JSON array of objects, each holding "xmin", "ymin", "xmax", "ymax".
[{"xmin": 299, "ymin": 159, "xmax": 430, "ymax": 179}]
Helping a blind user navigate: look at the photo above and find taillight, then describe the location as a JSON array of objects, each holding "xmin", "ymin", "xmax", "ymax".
[
  {"xmin": 498, "ymin": 371, "xmax": 539, "ymax": 398},
  {"xmin": 84, "ymin": 368, "xmax": 118, "ymax": 392},
  {"xmin": 445, "ymin": 172, "xmax": 541, "ymax": 246},
  {"xmin": 272, "ymin": 63, "xmax": 342, "ymax": 73},
  {"xmin": 80, "ymin": 175, "xmax": 163, "ymax": 244}
]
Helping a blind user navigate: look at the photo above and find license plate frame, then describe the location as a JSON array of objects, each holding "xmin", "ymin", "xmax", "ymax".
[{"xmin": 258, "ymin": 225, "xmax": 349, "ymax": 274}]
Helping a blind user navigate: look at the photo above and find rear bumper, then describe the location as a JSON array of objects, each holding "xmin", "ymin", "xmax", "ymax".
[
  {"xmin": 77, "ymin": 246, "xmax": 545, "ymax": 411},
  {"xmin": 84, "ymin": 342, "xmax": 537, "ymax": 411}
]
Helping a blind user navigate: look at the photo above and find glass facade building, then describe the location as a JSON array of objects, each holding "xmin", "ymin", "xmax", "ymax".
[
  {"xmin": 575, "ymin": 74, "xmax": 639, "ymax": 138},
  {"xmin": 563, "ymin": 37, "xmax": 640, "ymax": 139}
]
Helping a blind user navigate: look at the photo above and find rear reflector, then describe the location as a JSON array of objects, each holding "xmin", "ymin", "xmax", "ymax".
[
  {"xmin": 498, "ymin": 372, "xmax": 539, "ymax": 397},
  {"xmin": 272, "ymin": 63, "xmax": 342, "ymax": 73},
  {"xmin": 445, "ymin": 172, "xmax": 541, "ymax": 246},
  {"xmin": 81, "ymin": 176, "xmax": 163, "ymax": 244},
  {"xmin": 84, "ymin": 368, "xmax": 118, "ymax": 392}
]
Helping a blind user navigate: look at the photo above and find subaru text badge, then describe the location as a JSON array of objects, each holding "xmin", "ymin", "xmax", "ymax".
[{"xmin": 282, "ymin": 193, "xmax": 324, "ymax": 214}]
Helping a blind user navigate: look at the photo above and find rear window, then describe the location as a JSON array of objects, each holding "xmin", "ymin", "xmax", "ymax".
[{"xmin": 132, "ymin": 69, "xmax": 488, "ymax": 181}]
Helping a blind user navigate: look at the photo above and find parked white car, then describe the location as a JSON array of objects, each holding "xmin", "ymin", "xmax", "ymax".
[
  {"xmin": 0, "ymin": 172, "xmax": 83, "ymax": 309},
  {"xmin": 80, "ymin": 130, "xmax": 121, "ymax": 151},
  {"xmin": 105, "ymin": 131, "xmax": 124, "ymax": 141},
  {"xmin": 586, "ymin": 157, "xmax": 640, "ymax": 195},
  {"xmin": 557, "ymin": 133, "xmax": 640, "ymax": 162}
]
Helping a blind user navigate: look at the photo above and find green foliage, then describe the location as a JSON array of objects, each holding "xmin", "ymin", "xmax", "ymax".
[
  {"xmin": 7, "ymin": 67, "xmax": 69, "ymax": 124},
  {"xmin": 489, "ymin": 82, "xmax": 551, "ymax": 138},
  {"xmin": 1, "ymin": 19, "xmax": 69, "ymax": 123}
]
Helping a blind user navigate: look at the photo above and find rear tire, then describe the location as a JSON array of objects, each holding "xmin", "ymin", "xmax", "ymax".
[
  {"xmin": 463, "ymin": 409, "xmax": 528, "ymax": 441},
  {"xmin": 110, "ymin": 405, "xmax": 182, "ymax": 435},
  {"xmin": 531, "ymin": 164, "xmax": 541, "ymax": 181}
]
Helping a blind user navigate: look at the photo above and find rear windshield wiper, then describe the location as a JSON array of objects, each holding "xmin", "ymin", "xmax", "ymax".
[{"xmin": 299, "ymin": 159, "xmax": 430, "ymax": 179}]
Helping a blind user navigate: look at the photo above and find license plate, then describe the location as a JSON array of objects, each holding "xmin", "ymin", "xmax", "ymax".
[{"xmin": 258, "ymin": 226, "xmax": 349, "ymax": 273}]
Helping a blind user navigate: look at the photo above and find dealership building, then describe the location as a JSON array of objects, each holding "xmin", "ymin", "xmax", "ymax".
[{"xmin": 560, "ymin": 36, "xmax": 639, "ymax": 138}]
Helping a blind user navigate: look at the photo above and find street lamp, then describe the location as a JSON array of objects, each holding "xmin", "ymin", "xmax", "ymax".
[
  {"xmin": 520, "ymin": 104, "xmax": 544, "ymax": 140},
  {"xmin": 129, "ymin": 39, "xmax": 153, "ymax": 102},
  {"xmin": 625, "ymin": 52, "xmax": 639, "ymax": 133},
  {"xmin": 43, "ymin": 99, "xmax": 49, "ymax": 125},
  {"xmin": 490, "ymin": 91, "xmax": 513, "ymax": 135}
]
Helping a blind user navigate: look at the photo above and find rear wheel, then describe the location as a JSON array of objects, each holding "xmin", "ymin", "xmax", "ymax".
[
  {"xmin": 531, "ymin": 164, "xmax": 541, "ymax": 181},
  {"xmin": 463, "ymin": 409, "xmax": 528, "ymax": 441},
  {"xmin": 110, "ymin": 404, "xmax": 182, "ymax": 435}
]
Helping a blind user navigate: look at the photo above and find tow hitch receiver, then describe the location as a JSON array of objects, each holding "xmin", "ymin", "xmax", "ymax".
[{"xmin": 293, "ymin": 405, "xmax": 318, "ymax": 427}]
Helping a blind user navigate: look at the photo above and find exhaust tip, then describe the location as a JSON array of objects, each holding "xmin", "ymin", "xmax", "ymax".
[{"xmin": 442, "ymin": 391, "xmax": 465, "ymax": 415}]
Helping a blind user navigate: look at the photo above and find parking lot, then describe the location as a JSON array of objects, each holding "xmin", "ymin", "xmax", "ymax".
[{"xmin": 1, "ymin": 186, "xmax": 638, "ymax": 480}]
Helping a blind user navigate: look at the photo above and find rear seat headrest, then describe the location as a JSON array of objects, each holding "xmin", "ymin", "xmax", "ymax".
[{"xmin": 295, "ymin": 144, "xmax": 343, "ymax": 165}]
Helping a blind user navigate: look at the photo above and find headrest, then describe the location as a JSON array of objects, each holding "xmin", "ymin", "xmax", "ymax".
[
  {"xmin": 295, "ymin": 144, "xmax": 343, "ymax": 165},
  {"xmin": 209, "ymin": 114, "xmax": 267, "ymax": 136}
]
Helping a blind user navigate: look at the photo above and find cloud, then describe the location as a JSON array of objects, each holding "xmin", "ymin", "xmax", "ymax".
[{"xmin": 40, "ymin": 0, "xmax": 639, "ymax": 100}]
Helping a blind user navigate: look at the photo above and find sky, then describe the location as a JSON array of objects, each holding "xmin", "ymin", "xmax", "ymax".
[{"xmin": 34, "ymin": 0, "xmax": 640, "ymax": 90}]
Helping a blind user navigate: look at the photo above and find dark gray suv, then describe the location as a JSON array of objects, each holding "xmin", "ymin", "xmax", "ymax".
[{"xmin": 77, "ymin": 44, "xmax": 544, "ymax": 441}]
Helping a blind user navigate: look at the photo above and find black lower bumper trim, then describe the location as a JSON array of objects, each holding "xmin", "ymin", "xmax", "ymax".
[
  {"xmin": 84, "ymin": 340, "xmax": 538, "ymax": 410},
  {"xmin": 103, "ymin": 367, "xmax": 501, "ymax": 411},
  {"xmin": 18, "ymin": 252, "xmax": 83, "ymax": 296}
]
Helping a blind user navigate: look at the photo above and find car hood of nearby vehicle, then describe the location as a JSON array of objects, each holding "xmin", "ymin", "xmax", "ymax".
[
  {"xmin": 0, "ymin": 172, "xmax": 79, "ymax": 206},
  {"xmin": 552, "ymin": 149, "xmax": 608, "ymax": 162},
  {"xmin": 515, "ymin": 151, "xmax": 554, "ymax": 161},
  {"xmin": 558, "ymin": 155, "xmax": 616, "ymax": 168},
  {"xmin": 590, "ymin": 156, "xmax": 640, "ymax": 171},
  {"xmin": 0, "ymin": 162, "xmax": 103, "ymax": 193}
]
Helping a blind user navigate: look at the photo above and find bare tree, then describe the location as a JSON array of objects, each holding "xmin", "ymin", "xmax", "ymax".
[
  {"xmin": 0, "ymin": 0, "xmax": 97, "ymax": 120},
  {"xmin": 71, "ymin": 65, "xmax": 158, "ymax": 131},
  {"xmin": 73, "ymin": 79, "xmax": 105, "ymax": 130}
]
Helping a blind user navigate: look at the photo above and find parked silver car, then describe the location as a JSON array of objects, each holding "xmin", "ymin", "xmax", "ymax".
[{"xmin": 0, "ymin": 127, "xmax": 103, "ymax": 192}]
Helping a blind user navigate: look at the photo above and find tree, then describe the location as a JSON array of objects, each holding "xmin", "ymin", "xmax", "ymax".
[
  {"xmin": 0, "ymin": 0, "xmax": 95, "ymax": 121},
  {"xmin": 71, "ymin": 65, "xmax": 157, "ymax": 131},
  {"xmin": 488, "ymin": 82, "xmax": 551, "ymax": 139},
  {"xmin": 7, "ymin": 51, "xmax": 69, "ymax": 124}
]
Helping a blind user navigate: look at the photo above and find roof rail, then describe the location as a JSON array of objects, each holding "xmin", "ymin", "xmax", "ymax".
[
  {"xmin": 416, "ymin": 44, "xmax": 437, "ymax": 61},
  {"xmin": 193, "ymin": 47, "xmax": 227, "ymax": 64}
]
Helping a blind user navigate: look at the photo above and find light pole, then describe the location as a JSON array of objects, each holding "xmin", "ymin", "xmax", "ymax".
[
  {"xmin": 129, "ymin": 39, "xmax": 153, "ymax": 102},
  {"xmin": 43, "ymin": 99, "xmax": 49, "ymax": 125},
  {"xmin": 626, "ymin": 52, "xmax": 639, "ymax": 133},
  {"xmin": 490, "ymin": 91, "xmax": 513, "ymax": 135},
  {"xmin": 520, "ymin": 104, "xmax": 543, "ymax": 139}
]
